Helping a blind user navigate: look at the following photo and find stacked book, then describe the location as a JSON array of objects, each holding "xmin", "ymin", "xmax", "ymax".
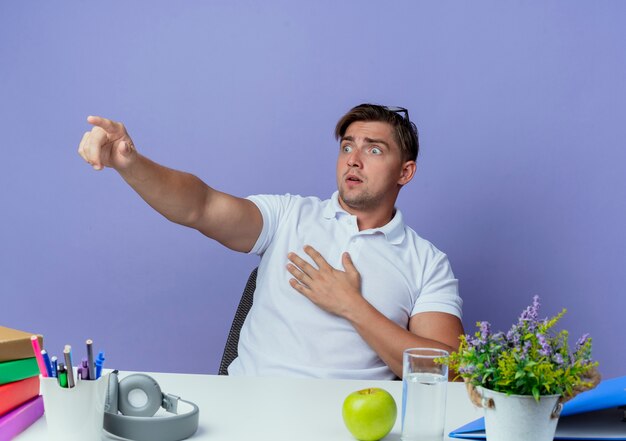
[{"xmin": 0, "ymin": 326, "xmax": 44, "ymax": 441}]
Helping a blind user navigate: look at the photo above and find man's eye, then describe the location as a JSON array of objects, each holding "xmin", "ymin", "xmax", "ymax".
[
  {"xmin": 371, "ymin": 147, "xmax": 382, "ymax": 155},
  {"xmin": 342, "ymin": 145, "xmax": 353, "ymax": 153}
]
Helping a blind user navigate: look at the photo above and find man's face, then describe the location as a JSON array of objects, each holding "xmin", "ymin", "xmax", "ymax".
[{"xmin": 336, "ymin": 121, "xmax": 411, "ymax": 213}]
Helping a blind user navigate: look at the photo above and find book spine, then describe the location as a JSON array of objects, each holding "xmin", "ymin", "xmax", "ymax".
[
  {"xmin": 0, "ymin": 396, "xmax": 44, "ymax": 441},
  {"xmin": 0, "ymin": 330, "xmax": 43, "ymax": 363},
  {"xmin": 0, "ymin": 376, "xmax": 40, "ymax": 416},
  {"xmin": 0, "ymin": 358, "xmax": 39, "ymax": 385}
]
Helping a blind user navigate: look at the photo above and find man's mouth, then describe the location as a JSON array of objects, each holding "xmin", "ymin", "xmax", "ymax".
[{"xmin": 345, "ymin": 174, "xmax": 363, "ymax": 183}]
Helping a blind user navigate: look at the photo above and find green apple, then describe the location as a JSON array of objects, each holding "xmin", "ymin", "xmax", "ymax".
[{"xmin": 342, "ymin": 387, "xmax": 397, "ymax": 441}]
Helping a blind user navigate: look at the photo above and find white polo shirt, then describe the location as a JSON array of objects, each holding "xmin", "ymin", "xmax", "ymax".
[{"xmin": 227, "ymin": 192, "xmax": 462, "ymax": 379}]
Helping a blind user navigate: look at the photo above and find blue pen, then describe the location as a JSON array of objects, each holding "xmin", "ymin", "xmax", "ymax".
[
  {"xmin": 50, "ymin": 356, "xmax": 58, "ymax": 378},
  {"xmin": 41, "ymin": 350, "xmax": 53, "ymax": 377},
  {"xmin": 95, "ymin": 351, "xmax": 105, "ymax": 379}
]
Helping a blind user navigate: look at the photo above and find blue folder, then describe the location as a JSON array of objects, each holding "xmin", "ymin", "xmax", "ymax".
[{"xmin": 450, "ymin": 376, "xmax": 626, "ymax": 440}]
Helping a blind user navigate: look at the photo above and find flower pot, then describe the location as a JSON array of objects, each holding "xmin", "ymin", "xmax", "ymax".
[{"xmin": 478, "ymin": 387, "xmax": 562, "ymax": 441}]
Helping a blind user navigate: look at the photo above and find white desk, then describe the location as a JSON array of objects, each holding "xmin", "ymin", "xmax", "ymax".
[{"xmin": 16, "ymin": 372, "xmax": 482, "ymax": 440}]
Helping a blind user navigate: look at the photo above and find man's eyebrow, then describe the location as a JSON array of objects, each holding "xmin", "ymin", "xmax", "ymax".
[
  {"xmin": 364, "ymin": 137, "xmax": 390, "ymax": 148},
  {"xmin": 340, "ymin": 136, "xmax": 390, "ymax": 149}
]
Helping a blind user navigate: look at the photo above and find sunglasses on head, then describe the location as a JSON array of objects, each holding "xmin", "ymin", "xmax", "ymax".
[{"xmin": 384, "ymin": 106, "xmax": 411, "ymax": 125}]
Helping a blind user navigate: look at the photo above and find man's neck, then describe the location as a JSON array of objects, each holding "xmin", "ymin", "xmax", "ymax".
[
  {"xmin": 337, "ymin": 197, "xmax": 396, "ymax": 231},
  {"xmin": 355, "ymin": 210, "xmax": 395, "ymax": 231}
]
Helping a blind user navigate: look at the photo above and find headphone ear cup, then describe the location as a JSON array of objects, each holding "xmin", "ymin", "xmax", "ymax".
[{"xmin": 117, "ymin": 374, "xmax": 163, "ymax": 417}]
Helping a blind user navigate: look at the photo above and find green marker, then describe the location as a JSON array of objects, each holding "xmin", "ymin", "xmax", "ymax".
[{"xmin": 58, "ymin": 364, "xmax": 68, "ymax": 388}]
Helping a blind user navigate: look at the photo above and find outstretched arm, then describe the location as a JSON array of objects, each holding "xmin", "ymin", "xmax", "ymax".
[{"xmin": 77, "ymin": 116, "xmax": 262, "ymax": 252}]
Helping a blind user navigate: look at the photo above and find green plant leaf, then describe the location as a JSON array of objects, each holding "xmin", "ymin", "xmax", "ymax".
[{"xmin": 532, "ymin": 386, "xmax": 540, "ymax": 401}]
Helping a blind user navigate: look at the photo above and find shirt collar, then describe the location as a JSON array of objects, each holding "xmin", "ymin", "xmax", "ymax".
[{"xmin": 324, "ymin": 191, "xmax": 406, "ymax": 245}]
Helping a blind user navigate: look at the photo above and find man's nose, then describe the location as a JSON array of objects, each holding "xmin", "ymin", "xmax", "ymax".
[{"xmin": 347, "ymin": 150, "xmax": 362, "ymax": 167}]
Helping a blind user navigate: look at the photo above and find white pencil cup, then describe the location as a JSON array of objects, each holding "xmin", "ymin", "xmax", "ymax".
[{"xmin": 40, "ymin": 372, "xmax": 109, "ymax": 441}]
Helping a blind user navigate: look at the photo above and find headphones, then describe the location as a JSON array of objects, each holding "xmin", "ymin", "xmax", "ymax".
[{"xmin": 104, "ymin": 371, "xmax": 199, "ymax": 441}]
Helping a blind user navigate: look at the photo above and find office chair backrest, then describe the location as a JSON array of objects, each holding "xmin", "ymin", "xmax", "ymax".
[{"xmin": 218, "ymin": 267, "xmax": 258, "ymax": 375}]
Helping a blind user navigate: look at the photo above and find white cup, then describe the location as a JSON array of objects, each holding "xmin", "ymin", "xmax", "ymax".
[
  {"xmin": 40, "ymin": 372, "xmax": 109, "ymax": 441},
  {"xmin": 401, "ymin": 348, "xmax": 449, "ymax": 441}
]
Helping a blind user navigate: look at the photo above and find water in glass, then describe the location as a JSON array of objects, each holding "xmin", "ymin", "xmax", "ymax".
[{"xmin": 401, "ymin": 372, "xmax": 447, "ymax": 441}]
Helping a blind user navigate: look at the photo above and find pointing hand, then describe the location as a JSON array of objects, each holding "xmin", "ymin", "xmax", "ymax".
[{"xmin": 77, "ymin": 116, "xmax": 137, "ymax": 171}]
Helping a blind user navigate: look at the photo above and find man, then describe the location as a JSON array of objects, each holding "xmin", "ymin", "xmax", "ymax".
[{"xmin": 78, "ymin": 104, "xmax": 464, "ymax": 379}]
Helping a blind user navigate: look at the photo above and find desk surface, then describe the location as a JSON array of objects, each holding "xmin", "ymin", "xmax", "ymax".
[{"xmin": 16, "ymin": 372, "xmax": 482, "ymax": 440}]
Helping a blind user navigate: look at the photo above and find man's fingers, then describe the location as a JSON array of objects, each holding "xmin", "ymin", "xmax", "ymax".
[
  {"xmin": 87, "ymin": 115, "xmax": 123, "ymax": 135},
  {"xmin": 77, "ymin": 131, "xmax": 91, "ymax": 163},
  {"xmin": 83, "ymin": 128, "xmax": 109, "ymax": 169},
  {"xmin": 342, "ymin": 252, "xmax": 357, "ymax": 273},
  {"xmin": 77, "ymin": 131, "xmax": 101, "ymax": 170},
  {"xmin": 286, "ymin": 263, "xmax": 311, "ymax": 284},
  {"xmin": 303, "ymin": 245, "xmax": 330, "ymax": 269},
  {"xmin": 287, "ymin": 252, "xmax": 316, "ymax": 275},
  {"xmin": 289, "ymin": 278, "xmax": 310, "ymax": 293}
]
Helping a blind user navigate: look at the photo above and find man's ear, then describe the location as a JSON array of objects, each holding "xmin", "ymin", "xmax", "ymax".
[{"xmin": 398, "ymin": 160, "xmax": 417, "ymax": 186}]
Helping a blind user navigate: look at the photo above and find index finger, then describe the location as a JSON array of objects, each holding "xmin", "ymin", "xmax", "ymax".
[
  {"xmin": 87, "ymin": 115, "xmax": 123, "ymax": 135},
  {"xmin": 303, "ymin": 245, "xmax": 330, "ymax": 269}
]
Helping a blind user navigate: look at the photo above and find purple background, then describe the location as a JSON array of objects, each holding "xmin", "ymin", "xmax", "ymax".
[{"xmin": 1, "ymin": 1, "xmax": 624, "ymax": 378}]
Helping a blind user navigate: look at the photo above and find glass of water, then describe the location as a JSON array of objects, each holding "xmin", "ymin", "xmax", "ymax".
[{"xmin": 401, "ymin": 348, "xmax": 449, "ymax": 441}]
